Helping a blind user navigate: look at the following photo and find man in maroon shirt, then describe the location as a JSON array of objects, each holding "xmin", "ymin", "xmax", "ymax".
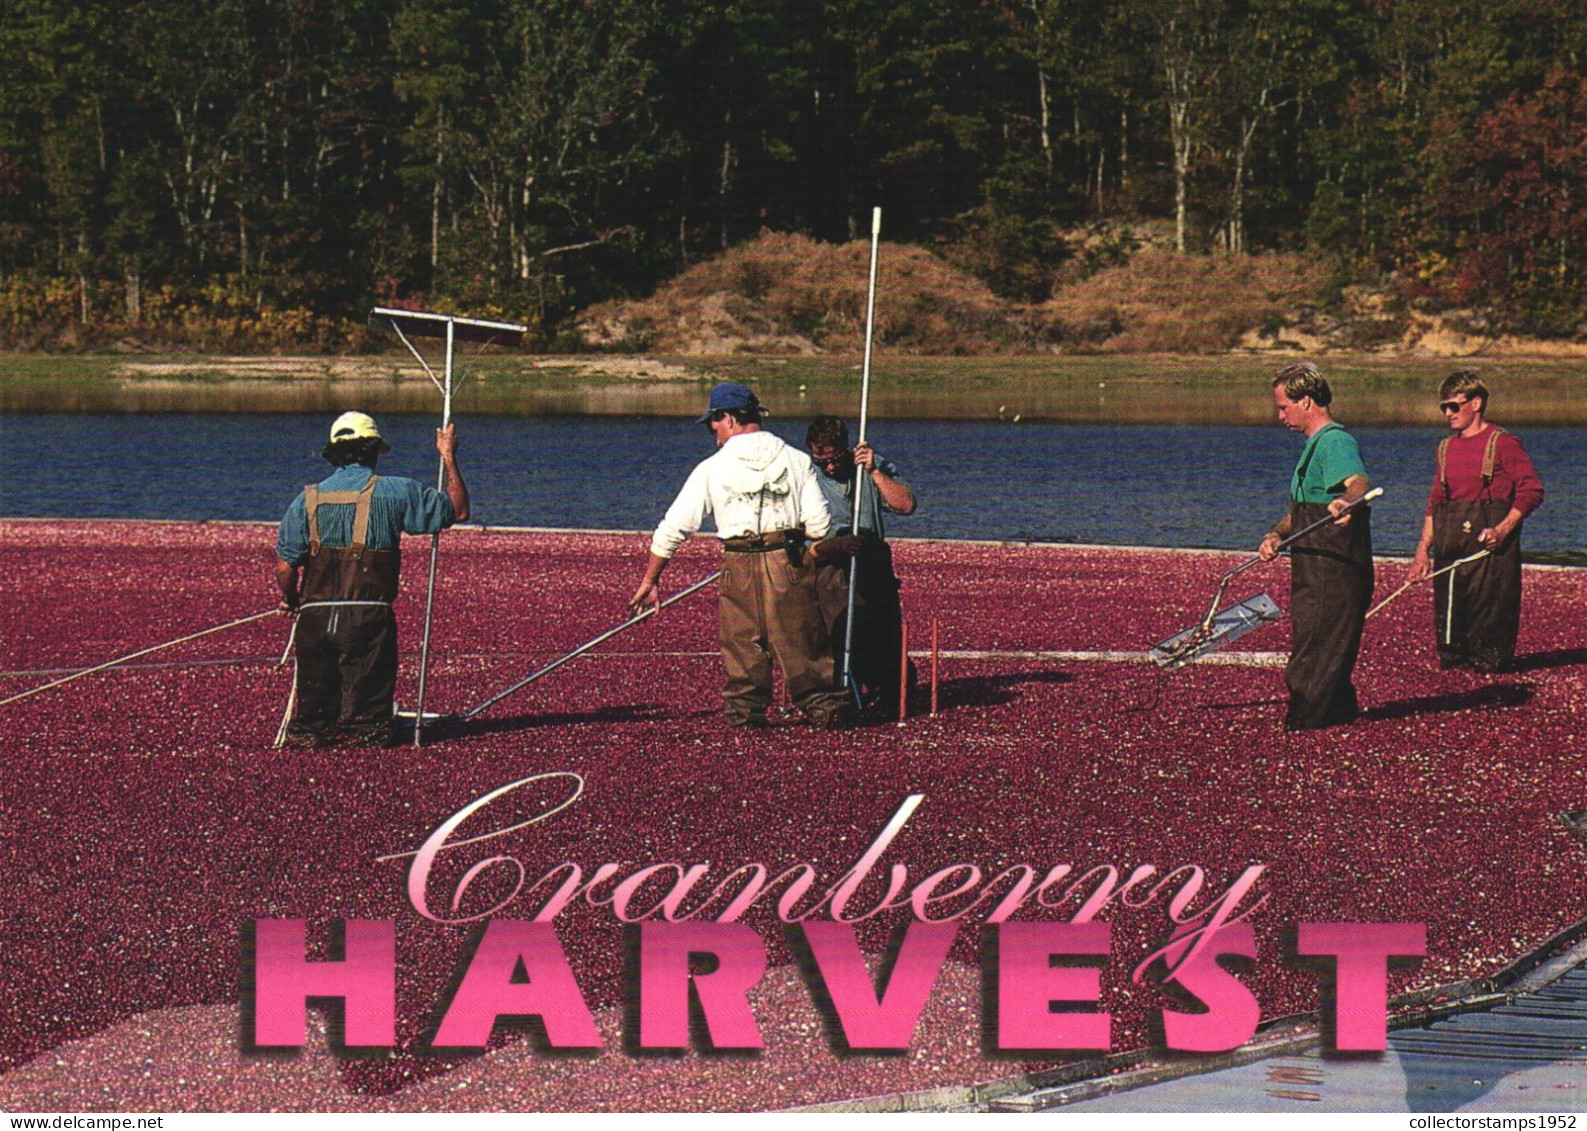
[{"xmin": 1408, "ymin": 371, "xmax": 1544, "ymax": 672}]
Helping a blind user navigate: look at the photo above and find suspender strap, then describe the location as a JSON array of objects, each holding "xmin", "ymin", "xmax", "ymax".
[
  {"xmin": 1481, "ymin": 427, "xmax": 1504, "ymax": 486},
  {"xmin": 1438, "ymin": 429, "xmax": 1503, "ymax": 502},
  {"xmin": 304, "ymin": 476, "xmax": 379, "ymax": 552}
]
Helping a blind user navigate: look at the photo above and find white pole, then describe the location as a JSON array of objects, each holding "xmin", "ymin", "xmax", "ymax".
[
  {"xmin": 840, "ymin": 207, "xmax": 882, "ymax": 703},
  {"xmin": 413, "ymin": 318, "xmax": 455, "ymax": 746}
]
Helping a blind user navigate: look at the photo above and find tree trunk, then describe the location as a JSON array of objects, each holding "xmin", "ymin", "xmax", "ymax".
[
  {"xmin": 431, "ymin": 118, "xmax": 444, "ymax": 269},
  {"xmin": 1119, "ymin": 106, "xmax": 1130, "ymax": 190},
  {"xmin": 719, "ymin": 109, "xmax": 735, "ymax": 250},
  {"xmin": 1037, "ymin": 68, "xmax": 1052, "ymax": 167},
  {"xmin": 1229, "ymin": 127, "xmax": 1249, "ymax": 254},
  {"xmin": 125, "ymin": 270, "xmax": 141, "ymax": 324},
  {"xmin": 1170, "ymin": 98, "xmax": 1190, "ymax": 253}
]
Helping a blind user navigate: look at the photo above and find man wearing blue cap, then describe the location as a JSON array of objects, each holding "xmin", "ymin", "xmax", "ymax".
[
  {"xmin": 275, "ymin": 412, "xmax": 469, "ymax": 745},
  {"xmin": 629, "ymin": 383, "xmax": 852, "ymax": 728}
]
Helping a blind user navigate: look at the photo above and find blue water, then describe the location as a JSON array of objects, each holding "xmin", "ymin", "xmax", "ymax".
[{"xmin": 4, "ymin": 414, "xmax": 1582, "ymax": 553}]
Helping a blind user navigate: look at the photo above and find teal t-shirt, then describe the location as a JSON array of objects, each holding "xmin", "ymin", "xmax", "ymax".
[{"xmin": 1290, "ymin": 423, "xmax": 1366, "ymax": 504}]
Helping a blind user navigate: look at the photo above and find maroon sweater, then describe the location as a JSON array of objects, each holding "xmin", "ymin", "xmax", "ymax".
[{"xmin": 1425, "ymin": 424, "xmax": 1544, "ymax": 516}]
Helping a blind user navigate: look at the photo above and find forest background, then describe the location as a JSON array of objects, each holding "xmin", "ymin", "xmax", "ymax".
[{"xmin": 1, "ymin": 0, "xmax": 1584, "ymax": 355}]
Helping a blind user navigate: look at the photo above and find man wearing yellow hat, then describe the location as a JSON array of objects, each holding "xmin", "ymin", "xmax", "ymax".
[{"xmin": 274, "ymin": 412, "xmax": 469, "ymax": 746}]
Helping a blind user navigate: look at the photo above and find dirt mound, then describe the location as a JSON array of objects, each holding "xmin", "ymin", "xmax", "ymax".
[
  {"xmin": 579, "ymin": 231, "xmax": 1043, "ymax": 355},
  {"xmin": 579, "ymin": 227, "xmax": 1587, "ymax": 358},
  {"xmin": 580, "ymin": 230, "xmax": 1341, "ymax": 356},
  {"xmin": 1041, "ymin": 245, "xmax": 1336, "ymax": 353}
]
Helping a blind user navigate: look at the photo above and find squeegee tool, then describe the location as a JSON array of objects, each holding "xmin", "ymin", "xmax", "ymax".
[
  {"xmin": 1150, "ymin": 487, "xmax": 1383, "ymax": 669},
  {"xmin": 1149, "ymin": 593, "xmax": 1282, "ymax": 669}
]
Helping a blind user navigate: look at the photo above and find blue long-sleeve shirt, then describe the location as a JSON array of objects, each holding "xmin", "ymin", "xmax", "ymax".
[{"xmin": 276, "ymin": 464, "xmax": 454, "ymax": 565}]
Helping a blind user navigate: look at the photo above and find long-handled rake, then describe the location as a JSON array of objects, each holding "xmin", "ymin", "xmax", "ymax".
[
  {"xmin": 455, "ymin": 571, "xmax": 721, "ymax": 721},
  {"xmin": 1365, "ymin": 548, "xmax": 1491, "ymax": 620},
  {"xmin": 366, "ymin": 307, "xmax": 527, "ymax": 746},
  {"xmin": 1150, "ymin": 487, "xmax": 1383, "ymax": 669}
]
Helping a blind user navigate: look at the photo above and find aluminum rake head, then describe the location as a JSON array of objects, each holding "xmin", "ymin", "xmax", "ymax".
[{"xmin": 1150, "ymin": 592, "xmax": 1284, "ymax": 669}]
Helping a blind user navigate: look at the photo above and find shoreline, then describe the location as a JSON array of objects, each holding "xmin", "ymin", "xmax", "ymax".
[{"xmin": 5, "ymin": 351, "xmax": 1587, "ymax": 424}]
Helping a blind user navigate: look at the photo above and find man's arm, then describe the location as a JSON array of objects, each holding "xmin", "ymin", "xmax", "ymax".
[
  {"xmin": 1409, "ymin": 514, "xmax": 1435, "ymax": 581},
  {"xmin": 1478, "ymin": 433, "xmax": 1541, "ymax": 551},
  {"xmin": 1478, "ymin": 506, "xmax": 1527, "ymax": 552},
  {"xmin": 1258, "ymin": 513, "xmax": 1293, "ymax": 561},
  {"xmin": 633, "ymin": 463, "xmax": 714, "ymax": 614},
  {"xmin": 1328, "ymin": 473, "xmax": 1372, "ymax": 522},
  {"xmin": 275, "ymin": 559, "xmax": 300, "ymax": 613},
  {"xmin": 436, "ymin": 424, "xmax": 469, "ymax": 522},
  {"xmin": 854, "ymin": 443, "xmax": 916, "ymax": 514}
]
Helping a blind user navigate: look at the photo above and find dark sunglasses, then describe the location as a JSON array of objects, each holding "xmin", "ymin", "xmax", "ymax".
[{"xmin": 1439, "ymin": 399, "xmax": 1470, "ymax": 413}]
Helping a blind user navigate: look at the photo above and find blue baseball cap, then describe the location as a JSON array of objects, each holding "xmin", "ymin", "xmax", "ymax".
[{"xmin": 695, "ymin": 382, "xmax": 768, "ymax": 423}]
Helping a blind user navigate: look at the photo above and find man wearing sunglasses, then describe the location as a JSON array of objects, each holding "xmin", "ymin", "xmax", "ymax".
[
  {"xmin": 1407, "ymin": 371, "xmax": 1543, "ymax": 672},
  {"xmin": 805, "ymin": 416, "xmax": 917, "ymax": 712},
  {"xmin": 629, "ymin": 383, "xmax": 852, "ymax": 728}
]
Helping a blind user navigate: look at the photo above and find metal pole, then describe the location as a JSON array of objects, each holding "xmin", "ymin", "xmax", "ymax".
[
  {"xmin": 413, "ymin": 318, "xmax": 455, "ymax": 746},
  {"xmin": 1195, "ymin": 486, "xmax": 1384, "ymax": 633},
  {"xmin": 461, "ymin": 571, "xmax": 722, "ymax": 719},
  {"xmin": 840, "ymin": 207, "xmax": 882, "ymax": 705},
  {"xmin": 930, "ymin": 616, "xmax": 939, "ymax": 717},
  {"xmin": 896, "ymin": 621, "xmax": 908, "ymax": 726}
]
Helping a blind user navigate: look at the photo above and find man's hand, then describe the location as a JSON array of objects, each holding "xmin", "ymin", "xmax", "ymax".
[
  {"xmin": 436, "ymin": 423, "xmax": 459, "ymax": 461},
  {"xmin": 1477, "ymin": 525, "xmax": 1507, "ymax": 551},
  {"xmin": 853, "ymin": 442, "xmax": 876, "ymax": 471},
  {"xmin": 1258, "ymin": 532, "xmax": 1282, "ymax": 562},
  {"xmin": 274, "ymin": 561, "xmax": 300, "ymax": 615},
  {"xmin": 1407, "ymin": 547, "xmax": 1432, "ymax": 584},
  {"xmin": 628, "ymin": 553, "xmax": 670, "ymax": 618},
  {"xmin": 1327, "ymin": 495, "xmax": 1355, "ymax": 526},
  {"xmin": 628, "ymin": 580, "xmax": 660, "ymax": 618}
]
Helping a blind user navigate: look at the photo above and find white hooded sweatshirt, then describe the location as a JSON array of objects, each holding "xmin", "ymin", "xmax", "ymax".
[{"xmin": 650, "ymin": 430, "xmax": 832, "ymax": 558}]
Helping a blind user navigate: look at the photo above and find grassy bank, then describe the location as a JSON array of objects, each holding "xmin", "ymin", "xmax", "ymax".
[{"xmin": 4, "ymin": 352, "xmax": 1586, "ymax": 425}]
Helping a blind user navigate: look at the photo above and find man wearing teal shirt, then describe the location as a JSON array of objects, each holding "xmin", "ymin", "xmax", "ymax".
[{"xmin": 1258, "ymin": 363, "xmax": 1375, "ymax": 730}]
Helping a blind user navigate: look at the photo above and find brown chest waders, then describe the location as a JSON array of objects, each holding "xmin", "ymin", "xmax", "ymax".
[
  {"xmin": 1284, "ymin": 500, "xmax": 1374, "ymax": 730},
  {"xmin": 718, "ymin": 530, "xmax": 847, "ymax": 727},
  {"xmin": 1431, "ymin": 430, "xmax": 1522, "ymax": 670},
  {"xmin": 289, "ymin": 478, "xmax": 401, "ymax": 742}
]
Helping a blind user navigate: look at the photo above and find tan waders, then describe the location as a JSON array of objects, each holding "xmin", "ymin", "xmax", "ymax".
[{"xmin": 719, "ymin": 532, "xmax": 849, "ymax": 727}]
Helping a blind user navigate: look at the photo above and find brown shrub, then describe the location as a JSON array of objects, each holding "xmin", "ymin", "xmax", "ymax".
[{"xmin": 1039, "ymin": 247, "xmax": 1334, "ymax": 353}]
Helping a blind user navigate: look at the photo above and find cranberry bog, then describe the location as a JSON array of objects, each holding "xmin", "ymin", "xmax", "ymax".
[{"xmin": 2, "ymin": 519, "xmax": 1586, "ymax": 1112}]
